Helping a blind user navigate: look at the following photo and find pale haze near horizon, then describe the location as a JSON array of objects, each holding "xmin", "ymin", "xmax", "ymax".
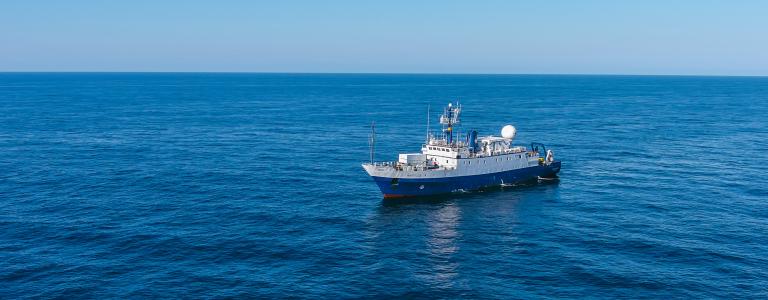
[{"xmin": 1, "ymin": 1, "xmax": 767, "ymax": 76}]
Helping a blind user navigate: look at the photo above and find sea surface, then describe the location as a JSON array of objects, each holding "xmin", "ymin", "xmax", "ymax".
[{"xmin": 1, "ymin": 73, "xmax": 767, "ymax": 298}]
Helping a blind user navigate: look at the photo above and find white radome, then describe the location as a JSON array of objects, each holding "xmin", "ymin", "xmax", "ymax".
[{"xmin": 501, "ymin": 125, "xmax": 516, "ymax": 139}]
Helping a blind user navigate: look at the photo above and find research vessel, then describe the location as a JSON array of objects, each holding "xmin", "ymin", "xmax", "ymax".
[{"xmin": 362, "ymin": 102, "xmax": 561, "ymax": 198}]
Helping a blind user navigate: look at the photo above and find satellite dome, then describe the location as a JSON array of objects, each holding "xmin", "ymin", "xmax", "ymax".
[{"xmin": 501, "ymin": 125, "xmax": 516, "ymax": 139}]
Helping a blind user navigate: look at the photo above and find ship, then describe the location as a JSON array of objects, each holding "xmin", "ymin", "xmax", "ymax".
[{"xmin": 362, "ymin": 102, "xmax": 561, "ymax": 198}]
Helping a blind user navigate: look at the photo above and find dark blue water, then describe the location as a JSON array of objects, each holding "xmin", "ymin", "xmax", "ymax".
[{"xmin": 1, "ymin": 73, "xmax": 767, "ymax": 298}]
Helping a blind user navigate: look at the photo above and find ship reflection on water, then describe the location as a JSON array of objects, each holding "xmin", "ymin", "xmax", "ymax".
[
  {"xmin": 365, "ymin": 181, "xmax": 560, "ymax": 292},
  {"xmin": 421, "ymin": 202, "xmax": 461, "ymax": 288}
]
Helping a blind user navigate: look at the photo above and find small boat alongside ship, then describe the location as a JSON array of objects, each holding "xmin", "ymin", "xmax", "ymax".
[{"xmin": 362, "ymin": 102, "xmax": 561, "ymax": 198}]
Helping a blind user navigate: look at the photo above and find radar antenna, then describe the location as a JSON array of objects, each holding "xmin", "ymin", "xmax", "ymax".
[{"xmin": 439, "ymin": 102, "xmax": 461, "ymax": 145}]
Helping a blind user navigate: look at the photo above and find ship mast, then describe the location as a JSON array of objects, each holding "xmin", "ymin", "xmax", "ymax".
[
  {"xmin": 425, "ymin": 104, "xmax": 430, "ymax": 144},
  {"xmin": 439, "ymin": 102, "xmax": 461, "ymax": 146},
  {"xmin": 369, "ymin": 121, "xmax": 375, "ymax": 163}
]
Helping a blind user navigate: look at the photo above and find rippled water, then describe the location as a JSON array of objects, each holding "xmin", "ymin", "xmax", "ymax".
[{"xmin": 1, "ymin": 73, "xmax": 767, "ymax": 298}]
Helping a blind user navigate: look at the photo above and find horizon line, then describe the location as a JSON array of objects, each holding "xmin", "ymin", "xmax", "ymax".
[{"xmin": 0, "ymin": 71, "xmax": 766, "ymax": 78}]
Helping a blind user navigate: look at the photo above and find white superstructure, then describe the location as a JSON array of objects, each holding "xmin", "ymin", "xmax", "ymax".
[{"xmin": 362, "ymin": 102, "xmax": 555, "ymax": 179}]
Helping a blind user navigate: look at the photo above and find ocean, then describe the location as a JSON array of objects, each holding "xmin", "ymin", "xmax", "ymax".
[{"xmin": 1, "ymin": 73, "xmax": 766, "ymax": 298}]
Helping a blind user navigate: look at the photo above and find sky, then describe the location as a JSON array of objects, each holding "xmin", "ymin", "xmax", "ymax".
[{"xmin": 1, "ymin": 1, "xmax": 767, "ymax": 75}]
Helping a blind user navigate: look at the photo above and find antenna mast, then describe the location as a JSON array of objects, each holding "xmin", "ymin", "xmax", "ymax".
[
  {"xmin": 439, "ymin": 102, "xmax": 461, "ymax": 145},
  {"xmin": 426, "ymin": 104, "xmax": 430, "ymax": 144},
  {"xmin": 369, "ymin": 121, "xmax": 375, "ymax": 163}
]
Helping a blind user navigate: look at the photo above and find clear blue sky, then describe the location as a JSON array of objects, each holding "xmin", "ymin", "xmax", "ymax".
[{"xmin": 2, "ymin": 1, "xmax": 767, "ymax": 75}]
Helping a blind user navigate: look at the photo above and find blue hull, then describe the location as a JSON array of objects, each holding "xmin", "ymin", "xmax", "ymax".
[{"xmin": 370, "ymin": 161, "xmax": 561, "ymax": 198}]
